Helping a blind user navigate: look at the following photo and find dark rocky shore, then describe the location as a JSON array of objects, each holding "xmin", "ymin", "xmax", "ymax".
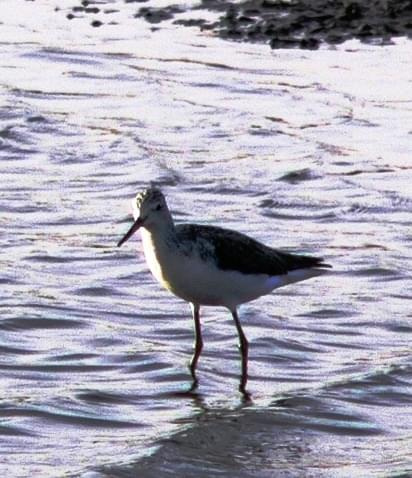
[{"xmin": 68, "ymin": 0, "xmax": 412, "ymax": 49}]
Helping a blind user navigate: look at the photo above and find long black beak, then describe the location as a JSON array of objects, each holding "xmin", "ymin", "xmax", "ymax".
[{"xmin": 117, "ymin": 217, "xmax": 144, "ymax": 247}]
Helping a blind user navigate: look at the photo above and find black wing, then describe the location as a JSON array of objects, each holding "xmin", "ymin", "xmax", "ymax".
[{"xmin": 177, "ymin": 224, "xmax": 331, "ymax": 276}]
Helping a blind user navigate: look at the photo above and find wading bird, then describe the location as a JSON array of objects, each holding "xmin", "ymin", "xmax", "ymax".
[{"xmin": 118, "ymin": 188, "xmax": 330, "ymax": 395}]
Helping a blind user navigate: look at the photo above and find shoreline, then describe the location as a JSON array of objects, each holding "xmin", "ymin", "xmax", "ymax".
[{"xmin": 69, "ymin": 0, "xmax": 412, "ymax": 49}]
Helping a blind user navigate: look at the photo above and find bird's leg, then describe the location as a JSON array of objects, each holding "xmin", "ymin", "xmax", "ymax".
[
  {"xmin": 231, "ymin": 309, "xmax": 249, "ymax": 395},
  {"xmin": 189, "ymin": 303, "xmax": 202, "ymax": 390}
]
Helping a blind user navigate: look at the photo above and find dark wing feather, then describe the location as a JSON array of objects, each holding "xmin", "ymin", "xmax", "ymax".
[{"xmin": 177, "ymin": 224, "xmax": 331, "ymax": 276}]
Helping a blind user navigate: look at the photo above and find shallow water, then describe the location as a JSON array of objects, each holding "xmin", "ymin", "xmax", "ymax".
[{"xmin": 1, "ymin": 1, "xmax": 411, "ymax": 477}]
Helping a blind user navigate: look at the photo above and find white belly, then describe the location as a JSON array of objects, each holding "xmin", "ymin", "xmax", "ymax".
[{"xmin": 141, "ymin": 229, "xmax": 321, "ymax": 310}]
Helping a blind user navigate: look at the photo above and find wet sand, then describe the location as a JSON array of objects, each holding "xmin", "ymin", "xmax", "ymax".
[{"xmin": 69, "ymin": 0, "xmax": 412, "ymax": 49}]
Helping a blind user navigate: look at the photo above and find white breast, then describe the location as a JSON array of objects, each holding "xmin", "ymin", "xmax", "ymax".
[
  {"xmin": 141, "ymin": 229, "xmax": 273, "ymax": 309},
  {"xmin": 140, "ymin": 228, "xmax": 324, "ymax": 310},
  {"xmin": 140, "ymin": 229, "xmax": 167, "ymax": 286}
]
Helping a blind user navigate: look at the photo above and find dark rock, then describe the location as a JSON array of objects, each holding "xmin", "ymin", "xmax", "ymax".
[
  {"xmin": 238, "ymin": 16, "xmax": 254, "ymax": 23},
  {"xmin": 270, "ymin": 37, "xmax": 300, "ymax": 49},
  {"xmin": 325, "ymin": 33, "xmax": 346, "ymax": 44},
  {"xmin": 357, "ymin": 23, "xmax": 372, "ymax": 36},
  {"xmin": 384, "ymin": 23, "xmax": 398, "ymax": 34},
  {"xmin": 244, "ymin": 8, "xmax": 261, "ymax": 15},
  {"xmin": 62, "ymin": 0, "xmax": 412, "ymax": 50},
  {"xmin": 135, "ymin": 6, "xmax": 182, "ymax": 23},
  {"xmin": 299, "ymin": 37, "xmax": 320, "ymax": 49},
  {"xmin": 226, "ymin": 28, "xmax": 243, "ymax": 38},
  {"xmin": 342, "ymin": 2, "xmax": 363, "ymax": 21},
  {"xmin": 261, "ymin": 0, "xmax": 279, "ymax": 8},
  {"xmin": 173, "ymin": 18, "xmax": 207, "ymax": 27}
]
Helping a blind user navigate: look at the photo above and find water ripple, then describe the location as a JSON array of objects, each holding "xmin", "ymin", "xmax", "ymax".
[{"xmin": 0, "ymin": 2, "xmax": 411, "ymax": 476}]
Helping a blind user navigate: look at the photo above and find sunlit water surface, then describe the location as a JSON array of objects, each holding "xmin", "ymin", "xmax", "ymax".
[{"xmin": 0, "ymin": 1, "xmax": 411, "ymax": 477}]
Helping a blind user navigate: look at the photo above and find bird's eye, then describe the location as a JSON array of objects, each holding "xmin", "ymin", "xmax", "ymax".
[{"xmin": 155, "ymin": 205, "xmax": 162, "ymax": 211}]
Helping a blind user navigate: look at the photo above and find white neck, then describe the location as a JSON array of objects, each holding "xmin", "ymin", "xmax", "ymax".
[{"xmin": 140, "ymin": 217, "xmax": 177, "ymax": 287}]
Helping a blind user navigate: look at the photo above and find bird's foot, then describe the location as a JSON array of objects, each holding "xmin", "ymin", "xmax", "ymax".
[
  {"xmin": 239, "ymin": 383, "xmax": 252, "ymax": 402},
  {"xmin": 188, "ymin": 377, "xmax": 199, "ymax": 392}
]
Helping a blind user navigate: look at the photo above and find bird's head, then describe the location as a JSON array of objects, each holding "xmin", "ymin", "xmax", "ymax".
[{"xmin": 117, "ymin": 187, "xmax": 170, "ymax": 247}]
